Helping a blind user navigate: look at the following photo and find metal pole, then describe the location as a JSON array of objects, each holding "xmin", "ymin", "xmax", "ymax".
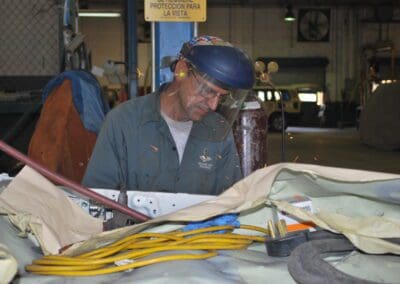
[
  {"xmin": 0, "ymin": 140, "xmax": 150, "ymax": 222},
  {"xmin": 193, "ymin": 22, "xmax": 198, "ymax": 37},
  {"xmin": 151, "ymin": 21, "xmax": 156, "ymax": 92},
  {"xmin": 125, "ymin": 0, "xmax": 138, "ymax": 98},
  {"xmin": 280, "ymin": 96, "xmax": 286, "ymax": 162}
]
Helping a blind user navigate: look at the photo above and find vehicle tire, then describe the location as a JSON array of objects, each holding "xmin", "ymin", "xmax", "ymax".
[{"xmin": 269, "ymin": 113, "xmax": 288, "ymax": 132}]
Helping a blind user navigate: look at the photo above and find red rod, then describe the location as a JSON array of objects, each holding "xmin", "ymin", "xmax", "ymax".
[{"xmin": 0, "ymin": 140, "xmax": 150, "ymax": 222}]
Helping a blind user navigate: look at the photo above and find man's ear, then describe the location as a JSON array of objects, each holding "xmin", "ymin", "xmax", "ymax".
[{"xmin": 174, "ymin": 60, "xmax": 188, "ymax": 80}]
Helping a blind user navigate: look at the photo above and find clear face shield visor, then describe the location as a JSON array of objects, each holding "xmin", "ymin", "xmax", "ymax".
[{"xmin": 187, "ymin": 68, "xmax": 250, "ymax": 141}]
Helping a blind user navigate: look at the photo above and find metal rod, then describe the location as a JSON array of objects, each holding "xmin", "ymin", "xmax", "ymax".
[
  {"xmin": 0, "ymin": 140, "xmax": 150, "ymax": 222},
  {"xmin": 151, "ymin": 21, "xmax": 156, "ymax": 92},
  {"xmin": 281, "ymin": 95, "xmax": 286, "ymax": 162},
  {"xmin": 193, "ymin": 22, "xmax": 198, "ymax": 37},
  {"xmin": 125, "ymin": 0, "xmax": 138, "ymax": 99}
]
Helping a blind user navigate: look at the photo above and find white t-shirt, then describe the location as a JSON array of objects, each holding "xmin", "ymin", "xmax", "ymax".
[{"xmin": 161, "ymin": 112, "xmax": 193, "ymax": 163}]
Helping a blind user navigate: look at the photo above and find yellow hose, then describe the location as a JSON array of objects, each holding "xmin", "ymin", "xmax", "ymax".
[
  {"xmin": 27, "ymin": 252, "xmax": 218, "ymax": 276},
  {"xmin": 26, "ymin": 224, "xmax": 269, "ymax": 277},
  {"xmin": 80, "ymin": 232, "xmax": 183, "ymax": 258},
  {"xmin": 33, "ymin": 243, "xmax": 247, "ymax": 266},
  {"xmin": 240, "ymin": 224, "xmax": 270, "ymax": 235}
]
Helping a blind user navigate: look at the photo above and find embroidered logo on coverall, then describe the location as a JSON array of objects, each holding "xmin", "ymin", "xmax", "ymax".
[{"xmin": 198, "ymin": 148, "xmax": 213, "ymax": 170}]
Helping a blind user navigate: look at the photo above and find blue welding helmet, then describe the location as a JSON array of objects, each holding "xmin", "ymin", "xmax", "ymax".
[
  {"xmin": 180, "ymin": 40, "xmax": 255, "ymax": 90},
  {"xmin": 177, "ymin": 36, "xmax": 255, "ymax": 141}
]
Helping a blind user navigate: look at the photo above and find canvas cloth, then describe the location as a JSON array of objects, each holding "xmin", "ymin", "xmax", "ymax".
[{"xmin": 1, "ymin": 163, "xmax": 400, "ymax": 283}]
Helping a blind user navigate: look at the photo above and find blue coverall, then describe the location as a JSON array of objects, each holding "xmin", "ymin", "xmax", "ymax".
[{"xmin": 82, "ymin": 88, "xmax": 242, "ymax": 195}]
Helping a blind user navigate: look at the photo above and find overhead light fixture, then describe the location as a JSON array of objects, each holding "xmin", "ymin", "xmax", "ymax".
[
  {"xmin": 284, "ymin": 5, "xmax": 296, "ymax": 22},
  {"xmin": 78, "ymin": 11, "xmax": 121, "ymax": 18}
]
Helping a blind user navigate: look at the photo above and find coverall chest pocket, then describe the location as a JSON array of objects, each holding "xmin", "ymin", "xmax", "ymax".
[
  {"xmin": 190, "ymin": 170, "xmax": 218, "ymax": 195},
  {"xmin": 136, "ymin": 145, "xmax": 162, "ymax": 189},
  {"xmin": 182, "ymin": 147, "xmax": 219, "ymax": 195}
]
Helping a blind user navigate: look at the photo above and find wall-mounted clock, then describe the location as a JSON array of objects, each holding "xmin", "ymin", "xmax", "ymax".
[{"xmin": 298, "ymin": 9, "xmax": 330, "ymax": 42}]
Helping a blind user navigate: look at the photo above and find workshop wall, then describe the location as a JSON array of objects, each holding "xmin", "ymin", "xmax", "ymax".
[
  {"xmin": 200, "ymin": 6, "xmax": 400, "ymax": 102},
  {"xmin": 80, "ymin": 17, "xmax": 124, "ymax": 86},
  {"xmin": 78, "ymin": 4, "xmax": 400, "ymax": 102},
  {"xmin": 80, "ymin": 18, "xmax": 151, "ymax": 89}
]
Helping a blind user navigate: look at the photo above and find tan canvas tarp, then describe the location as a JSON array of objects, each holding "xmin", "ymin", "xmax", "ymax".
[
  {"xmin": 1, "ymin": 163, "xmax": 400, "ymax": 283},
  {"xmin": 0, "ymin": 244, "xmax": 17, "ymax": 284},
  {"xmin": 0, "ymin": 166, "xmax": 103, "ymax": 255},
  {"xmin": 1, "ymin": 163, "xmax": 399, "ymax": 257}
]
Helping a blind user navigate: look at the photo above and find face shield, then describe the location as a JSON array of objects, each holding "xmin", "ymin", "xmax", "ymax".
[
  {"xmin": 169, "ymin": 36, "xmax": 255, "ymax": 142},
  {"xmin": 187, "ymin": 67, "xmax": 250, "ymax": 142}
]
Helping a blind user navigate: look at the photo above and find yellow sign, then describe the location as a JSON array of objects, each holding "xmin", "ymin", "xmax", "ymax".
[{"xmin": 145, "ymin": 0, "xmax": 206, "ymax": 22}]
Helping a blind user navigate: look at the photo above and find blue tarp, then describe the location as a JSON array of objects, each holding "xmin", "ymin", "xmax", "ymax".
[
  {"xmin": 182, "ymin": 213, "xmax": 240, "ymax": 232},
  {"xmin": 42, "ymin": 70, "xmax": 109, "ymax": 134}
]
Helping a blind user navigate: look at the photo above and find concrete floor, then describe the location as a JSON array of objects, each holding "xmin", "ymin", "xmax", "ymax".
[{"xmin": 267, "ymin": 127, "xmax": 400, "ymax": 175}]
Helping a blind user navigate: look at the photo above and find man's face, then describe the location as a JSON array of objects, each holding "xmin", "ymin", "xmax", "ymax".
[{"xmin": 179, "ymin": 69, "xmax": 229, "ymax": 121}]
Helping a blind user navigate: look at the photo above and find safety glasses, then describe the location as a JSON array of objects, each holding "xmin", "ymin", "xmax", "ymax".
[
  {"xmin": 189, "ymin": 69, "xmax": 228, "ymax": 99},
  {"xmin": 182, "ymin": 64, "xmax": 250, "ymax": 141}
]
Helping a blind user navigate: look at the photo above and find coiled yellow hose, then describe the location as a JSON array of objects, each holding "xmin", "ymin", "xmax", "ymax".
[{"xmin": 25, "ymin": 224, "xmax": 268, "ymax": 277}]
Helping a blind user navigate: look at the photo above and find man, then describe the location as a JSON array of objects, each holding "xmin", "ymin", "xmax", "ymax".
[{"xmin": 83, "ymin": 36, "xmax": 255, "ymax": 195}]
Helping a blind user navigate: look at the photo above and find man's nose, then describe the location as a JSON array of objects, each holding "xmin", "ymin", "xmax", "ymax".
[{"xmin": 206, "ymin": 95, "xmax": 219, "ymax": 111}]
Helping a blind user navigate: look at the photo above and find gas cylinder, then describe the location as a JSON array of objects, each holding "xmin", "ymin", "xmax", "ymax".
[{"xmin": 232, "ymin": 93, "xmax": 268, "ymax": 177}]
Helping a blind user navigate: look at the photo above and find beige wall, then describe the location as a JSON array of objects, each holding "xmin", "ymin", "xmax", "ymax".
[
  {"xmin": 79, "ymin": 5, "xmax": 400, "ymax": 101},
  {"xmin": 80, "ymin": 17, "xmax": 125, "ymax": 66},
  {"xmin": 80, "ymin": 17, "xmax": 124, "ymax": 86},
  {"xmin": 80, "ymin": 16, "xmax": 151, "ymax": 88},
  {"xmin": 200, "ymin": 6, "xmax": 400, "ymax": 101}
]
